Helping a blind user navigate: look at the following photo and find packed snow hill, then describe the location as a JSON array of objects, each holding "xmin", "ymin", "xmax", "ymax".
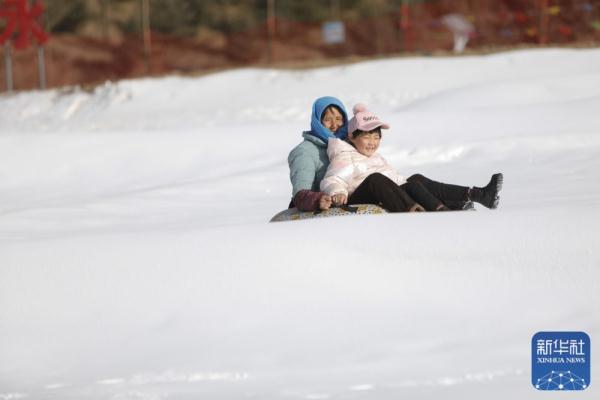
[{"xmin": 1, "ymin": 48, "xmax": 600, "ymax": 400}]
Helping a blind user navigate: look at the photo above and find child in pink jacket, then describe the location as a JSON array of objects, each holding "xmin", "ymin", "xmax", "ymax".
[{"xmin": 320, "ymin": 104, "xmax": 503, "ymax": 212}]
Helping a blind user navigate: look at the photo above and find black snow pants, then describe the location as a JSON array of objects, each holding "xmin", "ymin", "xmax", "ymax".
[{"xmin": 348, "ymin": 173, "xmax": 469, "ymax": 212}]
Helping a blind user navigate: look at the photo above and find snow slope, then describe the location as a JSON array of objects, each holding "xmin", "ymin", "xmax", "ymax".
[{"xmin": 1, "ymin": 48, "xmax": 600, "ymax": 400}]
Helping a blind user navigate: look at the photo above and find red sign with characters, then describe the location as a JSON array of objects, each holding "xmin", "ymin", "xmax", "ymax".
[{"xmin": 0, "ymin": 0, "xmax": 49, "ymax": 49}]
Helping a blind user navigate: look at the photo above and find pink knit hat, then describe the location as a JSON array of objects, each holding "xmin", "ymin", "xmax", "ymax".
[{"xmin": 348, "ymin": 103, "xmax": 390, "ymax": 134}]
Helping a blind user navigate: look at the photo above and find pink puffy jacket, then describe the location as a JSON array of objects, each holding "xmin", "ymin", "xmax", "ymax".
[{"xmin": 320, "ymin": 138, "xmax": 406, "ymax": 197}]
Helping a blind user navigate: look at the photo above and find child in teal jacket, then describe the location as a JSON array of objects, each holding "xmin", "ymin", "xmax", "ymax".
[{"xmin": 288, "ymin": 96, "xmax": 348, "ymax": 211}]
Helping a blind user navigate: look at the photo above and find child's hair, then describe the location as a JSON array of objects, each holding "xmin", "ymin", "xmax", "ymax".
[
  {"xmin": 321, "ymin": 105, "xmax": 344, "ymax": 122},
  {"xmin": 351, "ymin": 127, "xmax": 382, "ymax": 138}
]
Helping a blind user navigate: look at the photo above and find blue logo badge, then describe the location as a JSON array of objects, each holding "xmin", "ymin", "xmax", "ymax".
[{"xmin": 532, "ymin": 331, "xmax": 590, "ymax": 390}]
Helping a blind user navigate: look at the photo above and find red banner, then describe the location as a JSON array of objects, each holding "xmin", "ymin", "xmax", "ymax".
[{"xmin": 0, "ymin": 0, "xmax": 49, "ymax": 49}]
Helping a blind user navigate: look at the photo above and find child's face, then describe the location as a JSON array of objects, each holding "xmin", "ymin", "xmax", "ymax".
[
  {"xmin": 321, "ymin": 107, "xmax": 344, "ymax": 133},
  {"xmin": 350, "ymin": 131, "xmax": 381, "ymax": 157}
]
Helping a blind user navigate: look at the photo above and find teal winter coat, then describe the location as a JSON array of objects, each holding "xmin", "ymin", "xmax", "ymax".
[{"xmin": 288, "ymin": 132, "xmax": 329, "ymax": 196}]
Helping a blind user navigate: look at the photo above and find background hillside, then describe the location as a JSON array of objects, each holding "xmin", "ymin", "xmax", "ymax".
[{"xmin": 2, "ymin": 0, "xmax": 600, "ymax": 91}]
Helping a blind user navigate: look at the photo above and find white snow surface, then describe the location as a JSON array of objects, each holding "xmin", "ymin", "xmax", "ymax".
[{"xmin": 1, "ymin": 48, "xmax": 600, "ymax": 399}]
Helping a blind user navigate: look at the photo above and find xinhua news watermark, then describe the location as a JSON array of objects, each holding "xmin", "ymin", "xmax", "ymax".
[{"xmin": 532, "ymin": 331, "xmax": 590, "ymax": 391}]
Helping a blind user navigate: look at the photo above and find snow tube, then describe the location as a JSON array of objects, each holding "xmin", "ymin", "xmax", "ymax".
[{"xmin": 270, "ymin": 204, "xmax": 388, "ymax": 222}]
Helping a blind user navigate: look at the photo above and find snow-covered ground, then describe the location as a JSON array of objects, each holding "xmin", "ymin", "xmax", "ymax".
[{"xmin": 1, "ymin": 48, "xmax": 600, "ymax": 400}]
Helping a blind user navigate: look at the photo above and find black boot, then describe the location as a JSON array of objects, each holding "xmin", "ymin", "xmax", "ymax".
[{"xmin": 469, "ymin": 173, "xmax": 503, "ymax": 209}]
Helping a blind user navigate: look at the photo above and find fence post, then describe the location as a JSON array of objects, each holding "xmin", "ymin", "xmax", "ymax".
[
  {"xmin": 38, "ymin": 45, "xmax": 46, "ymax": 89},
  {"xmin": 36, "ymin": 0, "xmax": 47, "ymax": 90},
  {"xmin": 4, "ymin": 42, "xmax": 13, "ymax": 92}
]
